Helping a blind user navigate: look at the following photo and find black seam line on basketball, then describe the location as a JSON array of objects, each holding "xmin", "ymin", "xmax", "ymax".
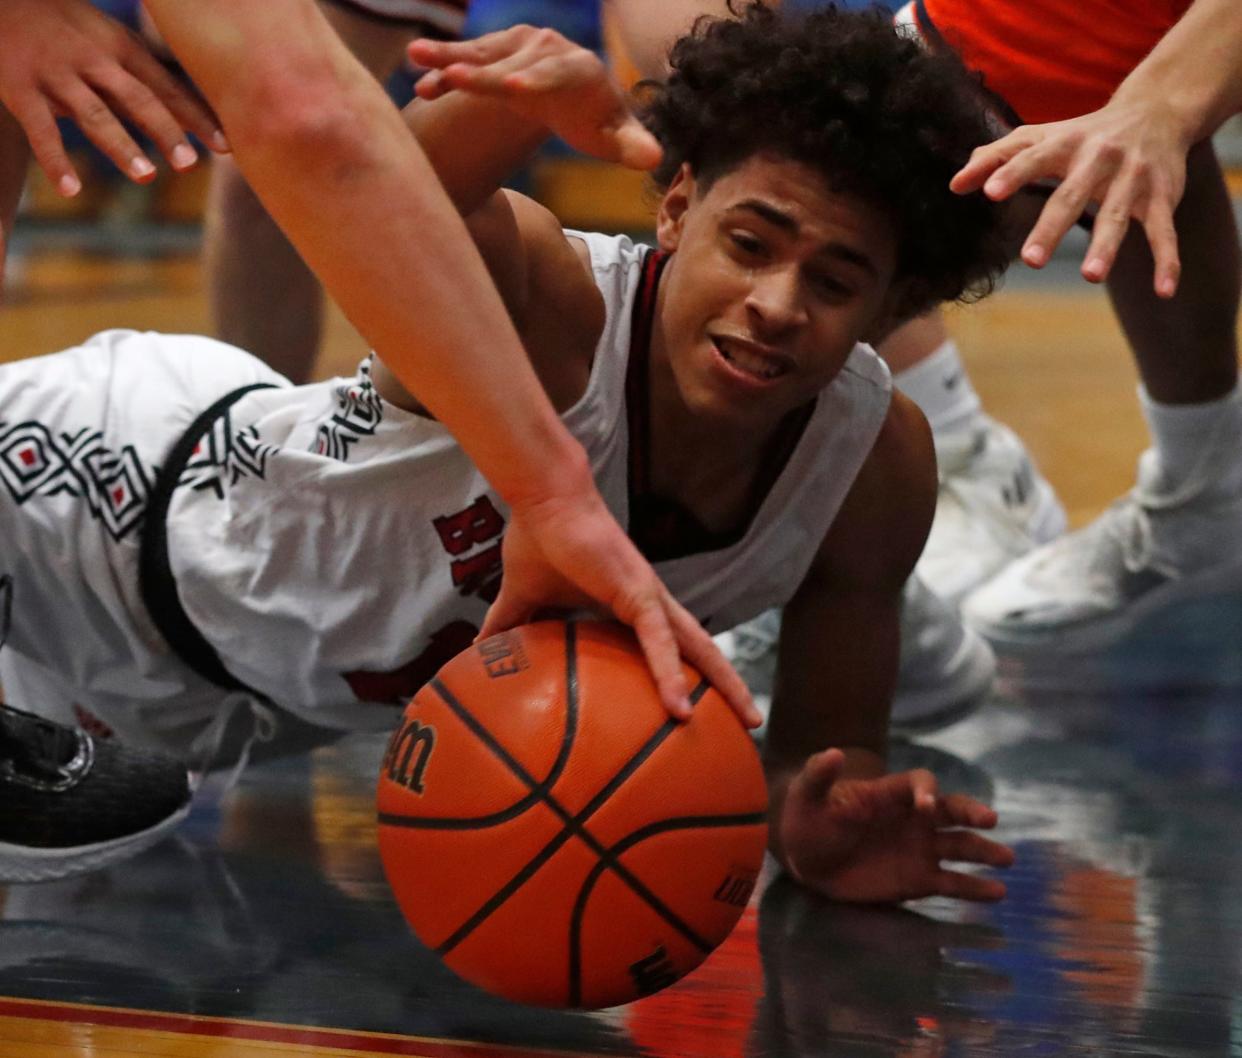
[
  {"xmin": 566, "ymin": 811, "xmax": 767, "ymax": 1007},
  {"xmin": 430, "ymin": 658, "xmax": 708, "ymax": 956},
  {"xmin": 433, "ymin": 714, "xmax": 682, "ymax": 957},
  {"xmin": 376, "ymin": 627, "xmax": 580, "ymax": 831}
]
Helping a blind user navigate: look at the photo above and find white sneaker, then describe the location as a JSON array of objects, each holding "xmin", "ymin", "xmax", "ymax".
[
  {"xmin": 919, "ymin": 417, "xmax": 1067, "ymax": 604},
  {"xmin": 892, "ymin": 575, "xmax": 996, "ymax": 732},
  {"xmin": 713, "ymin": 610, "xmax": 780, "ymax": 736},
  {"xmin": 964, "ymin": 473, "xmax": 1242, "ymax": 655},
  {"xmin": 714, "ymin": 577, "xmax": 995, "ymax": 738}
]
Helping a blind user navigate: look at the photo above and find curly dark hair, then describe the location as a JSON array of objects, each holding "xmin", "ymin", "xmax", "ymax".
[{"xmin": 636, "ymin": 1, "xmax": 1010, "ymax": 318}]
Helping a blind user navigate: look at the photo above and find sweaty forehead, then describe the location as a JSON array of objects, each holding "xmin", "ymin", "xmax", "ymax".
[{"xmin": 701, "ymin": 157, "xmax": 898, "ymax": 272}]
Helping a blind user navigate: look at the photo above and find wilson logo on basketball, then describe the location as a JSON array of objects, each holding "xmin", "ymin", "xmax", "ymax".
[
  {"xmin": 628, "ymin": 945, "xmax": 678, "ymax": 997},
  {"xmin": 477, "ymin": 633, "xmax": 530, "ymax": 679},
  {"xmin": 713, "ymin": 871, "xmax": 757, "ymax": 908},
  {"xmin": 383, "ymin": 717, "xmax": 437, "ymax": 794}
]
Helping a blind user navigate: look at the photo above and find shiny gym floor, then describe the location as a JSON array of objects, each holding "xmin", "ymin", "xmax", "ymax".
[{"xmin": 1, "ymin": 173, "xmax": 1242, "ymax": 1057}]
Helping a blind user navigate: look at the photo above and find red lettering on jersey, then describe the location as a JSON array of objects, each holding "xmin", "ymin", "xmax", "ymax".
[
  {"xmin": 433, "ymin": 495, "xmax": 506, "ymax": 601},
  {"xmin": 343, "ymin": 620, "xmax": 478, "ymax": 704},
  {"xmin": 432, "ymin": 496, "xmax": 504, "ymax": 556},
  {"xmin": 450, "ymin": 542, "xmax": 503, "ymax": 600}
]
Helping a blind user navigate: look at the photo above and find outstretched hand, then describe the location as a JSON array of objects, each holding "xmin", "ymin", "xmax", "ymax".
[
  {"xmin": 408, "ymin": 26, "xmax": 662, "ymax": 171},
  {"xmin": 480, "ymin": 484, "xmax": 761, "ymax": 729},
  {"xmin": 950, "ymin": 100, "xmax": 1189, "ymax": 298},
  {"xmin": 778, "ymin": 749, "xmax": 1014, "ymax": 904},
  {"xmin": 0, "ymin": 0, "xmax": 227, "ymax": 197}
]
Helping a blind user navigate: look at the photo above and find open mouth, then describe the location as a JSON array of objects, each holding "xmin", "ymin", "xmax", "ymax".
[{"xmin": 711, "ymin": 336, "xmax": 793, "ymax": 382}]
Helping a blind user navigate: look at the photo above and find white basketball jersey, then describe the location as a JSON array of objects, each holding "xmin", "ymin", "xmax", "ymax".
[
  {"xmin": 0, "ymin": 233, "xmax": 890, "ymax": 749},
  {"xmin": 573, "ymin": 231, "xmax": 893, "ymax": 635}
]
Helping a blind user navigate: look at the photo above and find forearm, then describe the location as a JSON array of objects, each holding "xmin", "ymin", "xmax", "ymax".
[
  {"xmin": 143, "ymin": 0, "xmax": 584, "ymax": 505},
  {"xmin": 401, "ymin": 97, "xmax": 547, "ymax": 219},
  {"xmin": 1112, "ymin": 0, "xmax": 1242, "ymax": 143}
]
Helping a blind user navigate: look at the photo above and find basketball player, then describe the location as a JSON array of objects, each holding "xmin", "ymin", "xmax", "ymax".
[
  {"xmin": 929, "ymin": 0, "xmax": 1242, "ymax": 655},
  {"xmin": 0, "ymin": 0, "xmax": 746, "ymax": 884},
  {"xmin": 632, "ymin": 0, "xmax": 1242, "ymax": 664},
  {"xmin": 619, "ymin": 0, "xmax": 1242, "ymax": 692},
  {"xmin": 605, "ymin": 0, "xmax": 1061, "ymax": 732},
  {"xmin": 0, "ymin": 7, "xmax": 1014, "ymax": 901}
]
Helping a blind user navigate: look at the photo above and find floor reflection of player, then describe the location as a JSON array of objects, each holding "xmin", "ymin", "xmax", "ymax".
[
  {"xmin": 751, "ymin": 876, "xmax": 1007, "ymax": 1056},
  {"xmin": 971, "ymin": 700, "xmax": 1242, "ymax": 1057}
]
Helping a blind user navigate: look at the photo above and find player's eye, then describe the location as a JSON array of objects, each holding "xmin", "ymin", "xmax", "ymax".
[
  {"xmin": 809, "ymin": 271, "xmax": 853, "ymax": 300},
  {"xmin": 729, "ymin": 231, "xmax": 766, "ymax": 257}
]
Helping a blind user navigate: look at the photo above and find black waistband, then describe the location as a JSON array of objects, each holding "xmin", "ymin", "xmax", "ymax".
[{"xmin": 138, "ymin": 383, "xmax": 276, "ymax": 696}]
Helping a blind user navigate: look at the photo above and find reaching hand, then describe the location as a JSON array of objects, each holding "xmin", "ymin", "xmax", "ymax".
[
  {"xmin": 778, "ymin": 749, "xmax": 1014, "ymax": 904},
  {"xmin": 408, "ymin": 26, "xmax": 662, "ymax": 171},
  {"xmin": 479, "ymin": 483, "xmax": 761, "ymax": 729},
  {"xmin": 0, "ymin": 0, "xmax": 227, "ymax": 197},
  {"xmin": 950, "ymin": 100, "xmax": 1190, "ymax": 298}
]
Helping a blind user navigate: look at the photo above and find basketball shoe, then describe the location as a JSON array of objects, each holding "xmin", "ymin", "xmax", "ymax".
[
  {"xmin": 0, "ymin": 702, "xmax": 193, "ymax": 884},
  {"xmin": 917, "ymin": 416, "xmax": 1066, "ymax": 605},
  {"xmin": 893, "ymin": 575, "xmax": 996, "ymax": 731},
  {"xmin": 717, "ymin": 576, "xmax": 995, "ymax": 737},
  {"xmin": 964, "ymin": 448, "xmax": 1242, "ymax": 655}
]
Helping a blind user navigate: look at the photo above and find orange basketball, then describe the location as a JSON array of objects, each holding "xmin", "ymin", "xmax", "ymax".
[{"xmin": 376, "ymin": 619, "xmax": 769, "ymax": 1009}]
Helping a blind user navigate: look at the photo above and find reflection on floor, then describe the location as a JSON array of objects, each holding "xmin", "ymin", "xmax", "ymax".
[{"xmin": 2, "ymin": 632, "xmax": 1241, "ymax": 1057}]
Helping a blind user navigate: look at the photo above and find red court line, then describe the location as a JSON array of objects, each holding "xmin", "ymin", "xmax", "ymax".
[{"xmin": 0, "ymin": 996, "xmax": 600, "ymax": 1057}]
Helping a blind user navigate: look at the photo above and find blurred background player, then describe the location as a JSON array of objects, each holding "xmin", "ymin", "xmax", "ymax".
[
  {"xmin": 192, "ymin": 0, "xmax": 469, "ymax": 382},
  {"xmin": 924, "ymin": 0, "xmax": 1242, "ymax": 658}
]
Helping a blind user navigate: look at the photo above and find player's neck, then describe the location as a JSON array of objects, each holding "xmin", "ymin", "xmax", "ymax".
[{"xmin": 645, "ymin": 329, "xmax": 795, "ymax": 532}]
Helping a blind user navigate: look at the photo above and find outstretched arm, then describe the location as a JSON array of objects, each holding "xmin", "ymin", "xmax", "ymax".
[
  {"xmin": 141, "ymin": 1, "xmax": 753, "ymax": 724},
  {"xmin": 951, "ymin": 0, "xmax": 1242, "ymax": 297},
  {"xmin": 764, "ymin": 395, "xmax": 1013, "ymax": 903},
  {"xmin": 401, "ymin": 25, "xmax": 661, "ymax": 217}
]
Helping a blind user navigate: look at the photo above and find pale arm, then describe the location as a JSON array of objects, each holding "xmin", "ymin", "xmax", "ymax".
[
  {"xmin": 951, "ymin": 0, "xmax": 1242, "ymax": 296},
  {"xmin": 141, "ymin": 1, "xmax": 752, "ymax": 722}
]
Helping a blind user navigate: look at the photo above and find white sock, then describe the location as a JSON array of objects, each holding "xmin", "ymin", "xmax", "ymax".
[
  {"xmin": 1138, "ymin": 383, "xmax": 1242, "ymax": 498},
  {"xmin": 893, "ymin": 339, "xmax": 984, "ymax": 439}
]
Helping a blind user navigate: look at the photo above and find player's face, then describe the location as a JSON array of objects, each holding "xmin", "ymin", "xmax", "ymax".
[{"xmin": 654, "ymin": 154, "xmax": 904, "ymax": 429}]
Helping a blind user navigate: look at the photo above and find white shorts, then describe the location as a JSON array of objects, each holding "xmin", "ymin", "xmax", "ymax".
[{"xmin": 0, "ymin": 330, "xmax": 287, "ymax": 756}]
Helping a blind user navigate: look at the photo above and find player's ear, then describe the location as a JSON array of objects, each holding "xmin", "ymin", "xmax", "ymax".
[{"xmin": 656, "ymin": 164, "xmax": 695, "ymax": 252}]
